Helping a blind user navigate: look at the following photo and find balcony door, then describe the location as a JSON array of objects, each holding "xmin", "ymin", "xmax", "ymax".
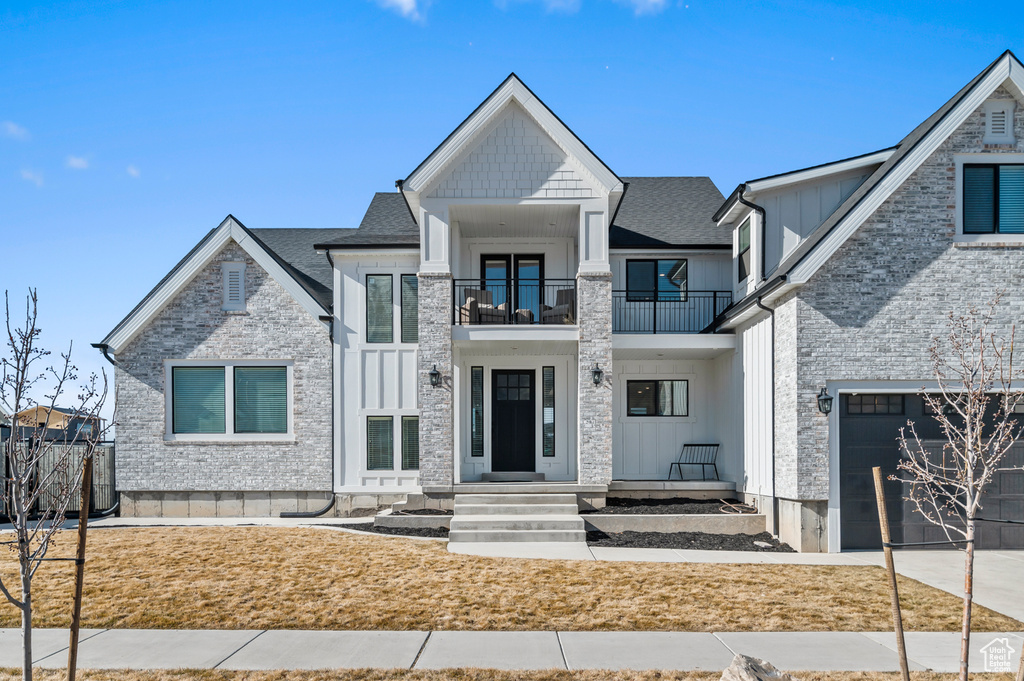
[{"xmin": 481, "ymin": 254, "xmax": 544, "ymax": 323}]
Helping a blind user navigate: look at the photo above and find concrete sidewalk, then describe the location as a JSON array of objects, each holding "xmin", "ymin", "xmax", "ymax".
[{"xmin": 1, "ymin": 628, "xmax": 1021, "ymax": 673}]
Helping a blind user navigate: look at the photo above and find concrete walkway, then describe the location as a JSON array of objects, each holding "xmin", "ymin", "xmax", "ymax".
[{"xmin": 1, "ymin": 628, "xmax": 1021, "ymax": 673}]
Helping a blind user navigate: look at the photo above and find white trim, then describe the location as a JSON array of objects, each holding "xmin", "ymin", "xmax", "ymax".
[
  {"xmin": 452, "ymin": 325, "xmax": 579, "ymax": 343},
  {"xmin": 790, "ymin": 55, "xmax": 1021, "ymax": 284},
  {"xmin": 954, "ymin": 153, "xmax": 1024, "ymax": 243},
  {"xmin": 404, "ymin": 77, "xmax": 621, "ymax": 195},
  {"xmin": 103, "ymin": 217, "xmax": 329, "ymax": 354},
  {"xmin": 745, "ymin": 149, "xmax": 895, "ymax": 194},
  {"xmin": 163, "ymin": 359, "xmax": 295, "ymax": 443}
]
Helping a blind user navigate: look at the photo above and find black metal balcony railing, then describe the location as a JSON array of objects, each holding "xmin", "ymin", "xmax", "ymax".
[
  {"xmin": 453, "ymin": 279, "xmax": 577, "ymax": 325},
  {"xmin": 612, "ymin": 290, "xmax": 732, "ymax": 334}
]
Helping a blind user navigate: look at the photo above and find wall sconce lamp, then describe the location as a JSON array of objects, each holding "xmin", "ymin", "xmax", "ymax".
[
  {"xmin": 817, "ymin": 387, "xmax": 834, "ymax": 415},
  {"xmin": 592, "ymin": 363, "xmax": 603, "ymax": 386},
  {"xmin": 429, "ymin": 365, "xmax": 441, "ymax": 388}
]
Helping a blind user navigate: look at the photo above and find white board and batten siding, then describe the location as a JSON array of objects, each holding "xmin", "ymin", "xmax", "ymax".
[
  {"xmin": 612, "ymin": 359, "xmax": 730, "ymax": 481},
  {"xmin": 738, "ymin": 316, "xmax": 773, "ymax": 497},
  {"xmin": 335, "ymin": 253, "xmax": 421, "ymax": 492},
  {"xmin": 759, "ymin": 169, "xmax": 874, "ymax": 275}
]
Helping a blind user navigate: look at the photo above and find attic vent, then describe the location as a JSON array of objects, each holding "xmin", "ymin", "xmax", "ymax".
[
  {"xmin": 222, "ymin": 262, "xmax": 246, "ymax": 311},
  {"xmin": 984, "ymin": 100, "xmax": 1015, "ymax": 145}
]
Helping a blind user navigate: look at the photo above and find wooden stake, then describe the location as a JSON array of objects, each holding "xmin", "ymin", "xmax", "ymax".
[
  {"xmin": 1016, "ymin": 639, "xmax": 1023, "ymax": 681},
  {"xmin": 873, "ymin": 466, "xmax": 911, "ymax": 681},
  {"xmin": 67, "ymin": 455, "xmax": 92, "ymax": 681}
]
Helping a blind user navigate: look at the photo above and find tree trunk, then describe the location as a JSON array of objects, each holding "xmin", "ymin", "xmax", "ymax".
[
  {"xmin": 21, "ymin": 573, "xmax": 32, "ymax": 681},
  {"xmin": 959, "ymin": 520, "xmax": 976, "ymax": 681}
]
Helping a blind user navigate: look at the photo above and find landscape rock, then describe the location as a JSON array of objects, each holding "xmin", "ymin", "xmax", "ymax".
[
  {"xmin": 753, "ymin": 540, "xmax": 774, "ymax": 549},
  {"xmin": 721, "ymin": 654, "xmax": 799, "ymax": 681}
]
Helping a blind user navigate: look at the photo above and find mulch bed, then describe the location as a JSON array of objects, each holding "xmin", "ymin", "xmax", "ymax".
[
  {"xmin": 586, "ymin": 529, "xmax": 795, "ymax": 552},
  {"xmin": 345, "ymin": 522, "xmax": 450, "ymax": 538},
  {"xmin": 582, "ymin": 497, "xmax": 754, "ymax": 515}
]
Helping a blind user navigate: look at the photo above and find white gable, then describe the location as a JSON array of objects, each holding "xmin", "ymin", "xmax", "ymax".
[{"xmin": 427, "ymin": 103, "xmax": 597, "ymax": 200}]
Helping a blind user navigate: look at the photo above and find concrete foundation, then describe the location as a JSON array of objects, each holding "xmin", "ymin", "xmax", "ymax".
[
  {"xmin": 777, "ymin": 498, "xmax": 828, "ymax": 552},
  {"xmin": 119, "ymin": 491, "xmax": 408, "ymax": 518}
]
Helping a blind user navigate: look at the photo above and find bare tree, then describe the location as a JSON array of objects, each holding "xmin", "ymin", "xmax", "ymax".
[
  {"xmin": 897, "ymin": 296, "xmax": 1024, "ymax": 681},
  {"xmin": 0, "ymin": 290, "xmax": 107, "ymax": 681}
]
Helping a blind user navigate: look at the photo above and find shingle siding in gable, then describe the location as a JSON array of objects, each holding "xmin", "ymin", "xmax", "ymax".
[
  {"xmin": 773, "ymin": 86, "xmax": 1024, "ymax": 501},
  {"xmin": 428, "ymin": 107, "xmax": 596, "ymax": 200},
  {"xmin": 114, "ymin": 241, "xmax": 332, "ymax": 493}
]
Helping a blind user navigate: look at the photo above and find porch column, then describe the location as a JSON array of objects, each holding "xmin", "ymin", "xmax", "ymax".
[
  {"xmin": 577, "ymin": 271, "xmax": 613, "ymax": 484},
  {"xmin": 418, "ymin": 272, "xmax": 454, "ymax": 488}
]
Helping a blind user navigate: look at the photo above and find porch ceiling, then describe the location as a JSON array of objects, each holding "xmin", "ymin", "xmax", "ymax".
[
  {"xmin": 452, "ymin": 204, "xmax": 580, "ymax": 239},
  {"xmin": 612, "ymin": 333, "xmax": 735, "ymax": 360}
]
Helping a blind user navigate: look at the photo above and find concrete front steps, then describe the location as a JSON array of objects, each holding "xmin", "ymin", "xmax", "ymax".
[{"xmin": 448, "ymin": 493, "xmax": 586, "ymax": 543}]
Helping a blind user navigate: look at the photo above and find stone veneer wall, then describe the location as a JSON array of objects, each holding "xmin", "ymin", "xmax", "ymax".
[
  {"xmin": 577, "ymin": 272, "xmax": 613, "ymax": 485},
  {"xmin": 114, "ymin": 241, "xmax": 332, "ymax": 505},
  {"xmin": 416, "ymin": 272, "xmax": 454, "ymax": 488},
  {"xmin": 776, "ymin": 87, "xmax": 1024, "ymax": 504}
]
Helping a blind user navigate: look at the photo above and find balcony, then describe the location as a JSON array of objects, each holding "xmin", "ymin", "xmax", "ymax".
[
  {"xmin": 453, "ymin": 279, "xmax": 577, "ymax": 326},
  {"xmin": 612, "ymin": 290, "xmax": 732, "ymax": 334}
]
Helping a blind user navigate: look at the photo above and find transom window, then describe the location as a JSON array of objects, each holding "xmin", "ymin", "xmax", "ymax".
[
  {"xmin": 963, "ymin": 164, "xmax": 1024, "ymax": 234},
  {"xmin": 625, "ymin": 260, "xmax": 688, "ymax": 302},
  {"xmin": 626, "ymin": 380, "xmax": 689, "ymax": 417},
  {"xmin": 846, "ymin": 394, "xmax": 904, "ymax": 415}
]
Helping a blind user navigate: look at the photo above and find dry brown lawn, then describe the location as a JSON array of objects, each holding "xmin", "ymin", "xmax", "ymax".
[
  {"xmin": 0, "ymin": 526, "xmax": 1017, "ymax": 632},
  {"xmin": 0, "ymin": 672, "xmax": 1018, "ymax": 681}
]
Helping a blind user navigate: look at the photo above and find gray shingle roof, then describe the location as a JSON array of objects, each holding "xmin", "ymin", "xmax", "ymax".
[
  {"xmin": 247, "ymin": 228, "xmax": 351, "ymax": 311},
  {"xmin": 611, "ymin": 177, "xmax": 729, "ymax": 248}
]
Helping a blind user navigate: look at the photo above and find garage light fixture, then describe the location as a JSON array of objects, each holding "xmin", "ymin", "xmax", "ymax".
[{"xmin": 817, "ymin": 387, "xmax": 834, "ymax": 415}]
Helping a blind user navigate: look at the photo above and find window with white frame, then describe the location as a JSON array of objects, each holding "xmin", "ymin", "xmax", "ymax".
[
  {"xmin": 737, "ymin": 218, "xmax": 751, "ymax": 281},
  {"xmin": 626, "ymin": 379, "xmax": 689, "ymax": 417},
  {"xmin": 222, "ymin": 262, "xmax": 246, "ymax": 311},
  {"xmin": 366, "ymin": 415, "xmax": 419, "ymax": 471},
  {"xmin": 963, "ymin": 164, "xmax": 1024, "ymax": 235},
  {"xmin": 167, "ymin": 361, "xmax": 291, "ymax": 439}
]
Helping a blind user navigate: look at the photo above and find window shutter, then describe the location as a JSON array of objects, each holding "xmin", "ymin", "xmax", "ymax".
[
  {"xmin": 366, "ymin": 275, "xmax": 393, "ymax": 343},
  {"xmin": 172, "ymin": 367, "xmax": 226, "ymax": 434},
  {"xmin": 963, "ymin": 165, "xmax": 996, "ymax": 234},
  {"xmin": 401, "ymin": 275, "xmax": 418, "ymax": 343},
  {"xmin": 401, "ymin": 416, "xmax": 419, "ymax": 470},
  {"xmin": 222, "ymin": 263, "xmax": 246, "ymax": 311},
  {"xmin": 234, "ymin": 366, "xmax": 287, "ymax": 433},
  {"xmin": 998, "ymin": 165, "xmax": 1024, "ymax": 234},
  {"xmin": 367, "ymin": 416, "xmax": 394, "ymax": 470}
]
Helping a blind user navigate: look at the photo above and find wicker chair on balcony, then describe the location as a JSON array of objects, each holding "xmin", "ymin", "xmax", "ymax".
[
  {"xmin": 541, "ymin": 288, "xmax": 576, "ymax": 325},
  {"xmin": 459, "ymin": 289, "xmax": 507, "ymax": 324}
]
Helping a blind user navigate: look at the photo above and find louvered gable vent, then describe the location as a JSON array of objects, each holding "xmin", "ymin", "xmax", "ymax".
[
  {"xmin": 984, "ymin": 100, "xmax": 1015, "ymax": 144},
  {"xmin": 222, "ymin": 262, "xmax": 246, "ymax": 311}
]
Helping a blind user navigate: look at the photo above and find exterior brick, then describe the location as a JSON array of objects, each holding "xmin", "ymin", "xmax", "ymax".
[
  {"xmin": 775, "ymin": 87, "xmax": 1024, "ymax": 501},
  {"xmin": 577, "ymin": 272, "xmax": 613, "ymax": 484},
  {"xmin": 114, "ymin": 241, "xmax": 332, "ymax": 493},
  {"xmin": 416, "ymin": 272, "xmax": 454, "ymax": 487}
]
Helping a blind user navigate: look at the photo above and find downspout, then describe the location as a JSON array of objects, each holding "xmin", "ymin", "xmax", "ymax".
[
  {"xmin": 754, "ymin": 296, "xmax": 779, "ymax": 536},
  {"xmin": 281, "ymin": 250, "xmax": 338, "ymax": 519},
  {"xmin": 91, "ymin": 343, "xmax": 119, "ymax": 368},
  {"xmin": 736, "ymin": 184, "xmax": 769, "ymax": 282},
  {"xmin": 90, "ymin": 343, "xmax": 122, "ymax": 516}
]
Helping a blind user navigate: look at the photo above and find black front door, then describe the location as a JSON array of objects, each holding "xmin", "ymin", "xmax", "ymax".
[{"xmin": 491, "ymin": 369, "xmax": 536, "ymax": 472}]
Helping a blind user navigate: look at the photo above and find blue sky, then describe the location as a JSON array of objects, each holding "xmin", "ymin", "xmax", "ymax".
[{"xmin": 2, "ymin": 0, "xmax": 1021, "ymax": 419}]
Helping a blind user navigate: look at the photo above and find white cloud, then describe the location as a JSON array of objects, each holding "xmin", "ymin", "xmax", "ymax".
[
  {"xmin": 374, "ymin": 0, "xmax": 423, "ymax": 21},
  {"xmin": 3, "ymin": 121, "xmax": 30, "ymax": 141},
  {"xmin": 616, "ymin": 0, "xmax": 667, "ymax": 14},
  {"xmin": 20, "ymin": 169, "xmax": 43, "ymax": 187},
  {"xmin": 126, "ymin": 165, "xmax": 140, "ymax": 178},
  {"xmin": 66, "ymin": 155, "xmax": 89, "ymax": 170}
]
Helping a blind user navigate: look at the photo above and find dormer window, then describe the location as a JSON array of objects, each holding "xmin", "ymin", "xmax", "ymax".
[
  {"xmin": 963, "ymin": 164, "xmax": 1024, "ymax": 234},
  {"xmin": 984, "ymin": 100, "xmax": 1015, "ymax": 145},
  {"xmin": 737, "ymin": 217, "xmax": 752, "ymax": 281}
]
